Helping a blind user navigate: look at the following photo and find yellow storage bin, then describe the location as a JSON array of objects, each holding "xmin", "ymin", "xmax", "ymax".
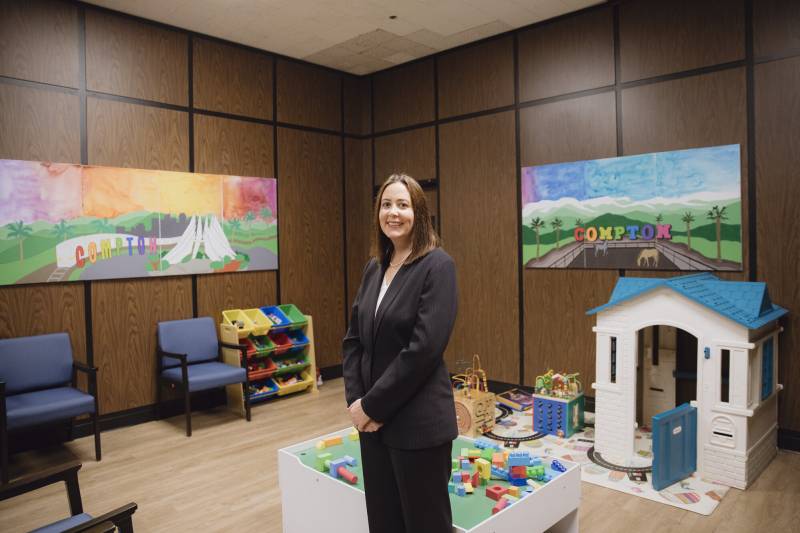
[
  {"xmin": 243, "ymin": 308, "xmax": 272, "ymax": 336},
  {"xmin": 221, "ymin": 309, "xmax": 255, "ymax": 339},
  {"xmin": 276, "ymin": 369, "xmax": 314, "ymax": 396}
]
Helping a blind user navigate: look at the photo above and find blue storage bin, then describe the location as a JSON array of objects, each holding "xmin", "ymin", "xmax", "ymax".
[
  {"xmin": 259, "ymin": 305, "xmax": 292, "ymax": 332},
  {"xmin": 287, "ymin": 330, "xmax": 309, "ymax": 352}
]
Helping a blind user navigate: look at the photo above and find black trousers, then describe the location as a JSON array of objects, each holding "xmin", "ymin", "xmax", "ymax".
[{"xmin": 360, "ymin": 434, "xmax": 453, "ymax": 533}]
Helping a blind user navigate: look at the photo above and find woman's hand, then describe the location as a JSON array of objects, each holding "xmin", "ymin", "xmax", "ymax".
[{"xmin": 349, "ymin": 398, "xmax": 383, "ymax": 432}]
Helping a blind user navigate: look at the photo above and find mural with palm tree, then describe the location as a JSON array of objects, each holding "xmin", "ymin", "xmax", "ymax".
[
  {"xmin": 575, "ymin": 218, "xmax": 584, "ymax": 228},
  {"xmin": 529, "ymin": 217, "xmax": 545, "ymax": 259},
  {"xmin": 54, "ymin": 219, "xmax": 73, "ymax": 242},
  {"xmin": 260, "ymin": 207, "xmax": 272, "ymax": 222},
  {"xmin": 6, "ymin": 220, "xmax": 32, "ymax": 262},
  {"xmin": 228, "ymin": 218, "xmax": 242, "ymax": 238},
  {"xmin": 656, "ymin": 213, "xmax": 663, "ymax": 224},
  {"xmin": 681, "ymin": 212, "xmax": 695, "ymax": 251},
  {"xmin": 706, "ymin": 205, "xmax": 728, "ymax": 261},
  {"xmin": 551, "ymin": 217, "xmax": 563, "ymax": 249},
  {"xmin": 91, "ymin": 218, "xmax": 114, "ymax": 233},
  {"xmin": 244, "ymin": 211, "xmax": 256, "ymax": 234}
]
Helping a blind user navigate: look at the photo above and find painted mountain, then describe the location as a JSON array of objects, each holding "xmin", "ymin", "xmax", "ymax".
[{"xmin": 521, "ymin": 145, "xmax": 742, "ymax": 270}]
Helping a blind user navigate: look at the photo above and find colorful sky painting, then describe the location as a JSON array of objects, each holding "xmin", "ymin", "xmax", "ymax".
[
  {"xmin": 521, "ymin": 145, "xmax": 741, "ymax": 204},
  {"xmin": 0, "ymin": 161, "xmax": 82, "ymax": 225},
  {"xmin": 1, "ymin": 160, "xmax": 275, "ymax": 224},
  {"xmin": 222, "ymin": 177, "xmax": 277, "ymax": 220}
]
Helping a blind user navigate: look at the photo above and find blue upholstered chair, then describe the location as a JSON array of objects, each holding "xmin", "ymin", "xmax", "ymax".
[
  {"xmin": 156, "ymin": 317, "xmax": 251, "ymax": 436},
  {"xmin": 0, "ymin": 333, "xmax": 100, "ymax": 485}
]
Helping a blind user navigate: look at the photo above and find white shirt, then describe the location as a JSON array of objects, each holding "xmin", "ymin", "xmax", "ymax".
[{"xmin": 375, "ymin": 276, "xmax": 390, "ymax": 316}]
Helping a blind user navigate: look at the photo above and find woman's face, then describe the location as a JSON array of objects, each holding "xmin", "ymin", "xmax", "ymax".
[{"xmin": 379, "ymin": 182, "xmax": 414, "ymax": 246}]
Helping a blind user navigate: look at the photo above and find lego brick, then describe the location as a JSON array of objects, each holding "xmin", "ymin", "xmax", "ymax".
[{"xmin": 485, "ymin": 485, "xmax": 508, "ymax": 501}]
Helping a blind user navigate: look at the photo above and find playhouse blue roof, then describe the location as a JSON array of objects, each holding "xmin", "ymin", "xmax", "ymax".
[{"xmin": 587, "ymin": 273, "xmax": 788, "ymax": 330}]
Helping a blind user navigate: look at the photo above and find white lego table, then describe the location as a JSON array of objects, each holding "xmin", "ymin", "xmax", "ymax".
[{"xmin": 278, "ymin": 427, "xmax": 580, "ymax": 533}]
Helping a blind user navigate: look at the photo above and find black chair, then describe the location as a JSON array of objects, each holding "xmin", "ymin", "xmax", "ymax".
[
  {"xmin": 0, "ymin": 459, "xmax": 137, "ymax": 532},
  {"xmin": 156, "ymin": 317, "xmax": 251, "ymax": 436},
  {"xmin": 0, "ymin": 333, "xmax": 100, "ymax": 485}
]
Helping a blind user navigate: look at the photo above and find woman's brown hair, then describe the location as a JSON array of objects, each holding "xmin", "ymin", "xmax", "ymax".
[{"xmin": 370, "ymin": 174, "xmax": 440, "ymax": 265}]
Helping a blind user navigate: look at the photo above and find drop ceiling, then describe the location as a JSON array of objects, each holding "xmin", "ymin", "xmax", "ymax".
[{"xmin": 84, "ymin": 0, "xmax": 604, "ymax": 75}]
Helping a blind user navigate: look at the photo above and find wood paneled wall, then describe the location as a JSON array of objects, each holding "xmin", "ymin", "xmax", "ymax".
[
  {"xmin": 0, "ymin": 1, "xmax": 347, "ymax": 417},
  {"xmin": 359, "ymin": 0, "xmax": 800, "ymax": 437}
]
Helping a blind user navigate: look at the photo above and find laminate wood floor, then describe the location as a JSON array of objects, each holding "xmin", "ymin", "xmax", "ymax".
[{"xmin": 1, "ymin": 378, "xmax": 798, "ymax": 532}]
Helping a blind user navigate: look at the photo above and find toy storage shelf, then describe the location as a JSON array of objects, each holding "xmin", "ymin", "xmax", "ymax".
[{"xmin": 220, "ymin": 306, "xmax": 318, "ymax": 414}]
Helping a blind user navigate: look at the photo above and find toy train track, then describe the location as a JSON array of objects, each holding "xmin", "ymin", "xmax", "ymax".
[
  {"xmin": 587, "ymin": 447, "xmax": 652, "ymax": 473},
  {"xmin": 494, "ymin": 404, "xmax": 513, "ymax": 422}
]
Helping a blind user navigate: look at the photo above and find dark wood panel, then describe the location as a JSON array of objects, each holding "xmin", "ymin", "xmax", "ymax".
[
  {"xmin": 520, "ymin": 91, "xmax": 617, "ymax": 167},
  {"xmin": 196, "ymin": 271, "xmax": 278, "ymax": 326},
  {"xmin": 373, "ymin": 59, "xmax": 435, "ymax": 132},
  {"xmin": 278, "ymin": 128, "xmax": 344, "ymax": 368},
  {"xmin": 622, "ymin": 69, "xmax": 748, "ymax": 276},
  {"xmin": 194, "ymin": 114, "xmax": 273, "ymax": 177},
  {"xmin": 439, "ymin": 112, "xmax": 518, "ymax": 383},
  {"xmin": 92, "ymin": 277, "xmax": 192, "ymax": 414},
  {"xmin": 374, "ymin": 127, "xmax": 435, "ymax": 186},
  {"xmin": 0, "ymin": 0, "xmax": 79, "ymax": 87},
  {"xmin": 345, "ymin": 138, "xmax": 373, "ymax": 315},
  {"xmin": 519, "ymin": 7, "xmax": 614, "ymax": 101},
  {"xmin": 87, "ymin": 97, "xmax": 189, "ymax": 171},
  {"xmin": 754, "ymin": 0, "xmax": 800, "ymax": 59},
  {"xmin": 619, "ymin": 0, "xmax": 744, "ymax": 82},
  {"xmin": 438, "ymin": 36, "xmax": 514, "ymax": 118},
  {"xmin": 193, "ymin": 38, "xmax": 273, "ymax": 120},
  {"xmin": 755, "ymin": 56, "xmax": 800, "ymax": 431},
  {"xmin": 277, "ymin": 60, "xmax": 340, "ymax": 131},
  {"xmin": 0, "ymin": 84, "xmax": 80, "ymax": 163},
  {"xmin": 85, "ymin": 9, "xmax": 187, "ymax": 106},
  {"xmin": 344, "ymin": 76, "xmax": 371, "ymax": 135},
  {"xmin": 426, "ymin": 188, "xmax": 439, "ymax": 234},
  {"xmin": 523, "ymin": 270, "xmax": 618, "ymax": 388},
  {"xmin": 0, "ymin": 283, "xmax": 87, "ymax": 370}
]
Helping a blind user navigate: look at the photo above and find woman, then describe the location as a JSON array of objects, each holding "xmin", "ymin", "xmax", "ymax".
[{"xmin": 342, "ymin": 174, "xmax": 458, "ymax": 533}]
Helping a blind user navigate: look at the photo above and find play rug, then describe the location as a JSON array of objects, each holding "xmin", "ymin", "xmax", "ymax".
[{"xmin": 486, "ymin": 408, "xmax": 730, "ymax": 515}]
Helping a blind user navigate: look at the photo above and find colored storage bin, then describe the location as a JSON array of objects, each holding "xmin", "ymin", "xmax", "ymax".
[
  {"xmin": 249, "ymin": 378, "xmax": 279, "ymax": 401},
  {"xmin": 269, "ymin": 332, "xmax": 293, "ymax": 355},
  {"xmin": 243, "ymin": 308, "xmax": 272, "ymax": 336},
  {"xmin": 287, "ymin": 330, "xmax": 309, "ymax": 352},
  {"xmin": 276, "ymin": 370, "xmax": 314, "ymax": 396},
  {"xmin": 259, "ymin": 305, "xmax": 292, "ymax": 332},
  {"xmin": 250, "ymin": 335, "xmax": 276, "ymax": 355},
  {"xmin": 274, "ymin": 357, "xmax": 310, "ymax": 376},
  {"xmin": 221, "ymin": 309, "xmax": 255, "ymax": 339},
  {"xmin": 278, "ymin": 304, "xmax": 308, "ymax": 329},
  {"xmin": 247, "ymin": 357, "xmax": 277, "ymax": 380}
]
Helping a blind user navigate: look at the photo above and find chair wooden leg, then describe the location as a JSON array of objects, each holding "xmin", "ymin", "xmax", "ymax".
[
  {"xmin": 93, "ymin": 412, "xmax": 101, "ymax": 461},
  {"xmin": 243, "ymin": 383, "xmax": 251, "ymax": 422},
  {"xmin": 184, "ymin": 388, "xmax": 192, "ymax": 437}
]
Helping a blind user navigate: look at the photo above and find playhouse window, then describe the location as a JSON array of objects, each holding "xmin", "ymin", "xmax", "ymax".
[
  {"xmin": 720, "ymin": 349, "xmax": 730, "ymax": 404},
  {"xmin": 610, "ymin": 336, "xmax": 617, "ymax": 383},
  {"xmin": 761, "ymin": 338, "xmax": 774, "ymax": 400}
]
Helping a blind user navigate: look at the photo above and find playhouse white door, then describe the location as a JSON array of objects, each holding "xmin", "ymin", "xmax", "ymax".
[{"xmin": 643, "ymin": 347, "xmax": 676, "ymax": 425}]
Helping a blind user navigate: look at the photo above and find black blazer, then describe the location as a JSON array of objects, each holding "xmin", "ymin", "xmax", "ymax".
[{"xmin": 342, "ymin": 247, "xmax": 459, "ymax": 450}]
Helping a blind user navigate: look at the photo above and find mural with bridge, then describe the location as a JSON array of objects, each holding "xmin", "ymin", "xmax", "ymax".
[{"xmin": 521, "ymin": 145, "xmax": 742, "ymax": 271}]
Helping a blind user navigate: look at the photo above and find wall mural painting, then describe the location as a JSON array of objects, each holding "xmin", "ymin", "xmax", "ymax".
[
  {"xmin": 521, "ymin": 145, "xmax": 742, "ymax": 270},
  {"xmin": 0, "ymin": 159, "xmax": 277, "ymax": 286}
]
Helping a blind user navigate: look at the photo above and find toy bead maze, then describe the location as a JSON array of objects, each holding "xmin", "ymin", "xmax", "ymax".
[{"xmin": 452, "ymin": 355, "xmax": 496, "ymax": 438}]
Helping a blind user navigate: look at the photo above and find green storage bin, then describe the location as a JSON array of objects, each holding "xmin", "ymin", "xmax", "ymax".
[{"xmin": 278, "ymin": 304, "xmax": 307, "ymax": 329}]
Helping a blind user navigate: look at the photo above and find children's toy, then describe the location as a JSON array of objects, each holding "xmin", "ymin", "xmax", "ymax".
[
  {"xmin": 587, "ymin": 273, "xmax": 788, "ymax": 489},
  {"xmin": 532, "ymin": 369, "xmax": 585, "ymax": 438},
  {"xmin": 452, "ymin": 354, "xmax": 496, "ymax": 437},
  {"xmin": 496, "ymin": 388, "xmax": 535, "ymax": 411}
]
